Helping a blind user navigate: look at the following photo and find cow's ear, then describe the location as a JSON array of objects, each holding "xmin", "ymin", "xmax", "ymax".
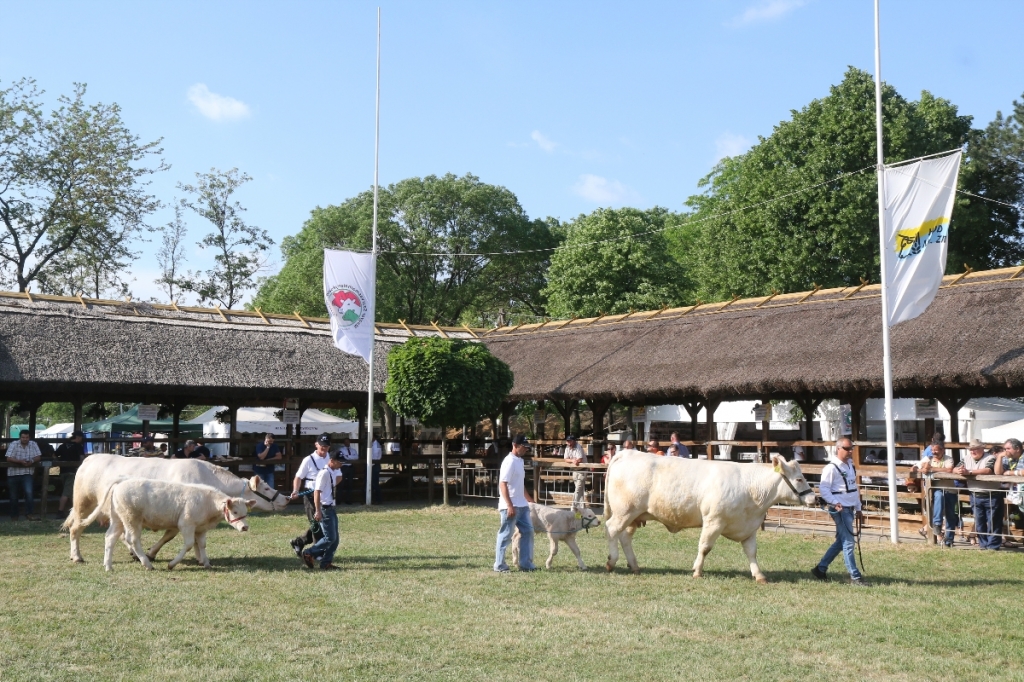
[
  {"xmin": 250, "ymin": 475, "xmax": 261, "ymax": 490},
  {"xmin": 245, "ymin": 498, "xmax": 257, "ymax": 509},
  {"xmin": 770, "ymin": 453, "xmax": 785, "ymax": 473}
]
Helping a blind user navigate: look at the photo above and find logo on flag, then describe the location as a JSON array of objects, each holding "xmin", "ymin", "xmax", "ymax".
[
  {"xmin": 883, "ymin": 151, "xmax": 962, "ymax": 327},
  {"xmin": 327, "ymin": 285, "xmax": 367, "ymax": 328}
]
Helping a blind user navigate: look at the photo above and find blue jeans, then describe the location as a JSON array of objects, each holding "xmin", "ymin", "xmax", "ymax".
[
  {"xmin": 253, "ymin": 466, "xmax": 275, "ymax": 489},
  {"xmin": 494, "ymin": 506, "xmax": 535, "ymax": 571},
  {"xmin": 972, "ymin": 493, "xmax": 1004, "ymax": 550},
  {"xmin": 6, "ymin": 474, "xmax": 33, "ymax": 518},
  {"xmin": 932, "ymin": 489, "xmax": 958, "ymax": 544},
  {"xmin": 818, "ymin": 506, "xmax": 862, "ymax": 580},
  {"xmin": 304, "ymin": 506, "xmax": 339, "ymax": 567}
]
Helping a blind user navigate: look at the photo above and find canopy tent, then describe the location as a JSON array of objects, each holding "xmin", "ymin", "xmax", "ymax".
[
  {"xmin": 81, "ymin": 405, "xmax": 204, "ymax": 436},
  {"xmin": 981, "ymin": 418, "xmax": 1024, "ymax": 445},
  {"xmin": 188, "ymin": 407, "xmax": 359, "ymax": 457},
  {"xmin": 38, "ymin": 422, "xmax": 75, "ymax": 438}
]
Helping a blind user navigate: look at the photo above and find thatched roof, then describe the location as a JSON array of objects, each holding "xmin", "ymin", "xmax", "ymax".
[
  {"xmin": 0, "ymin": 293, "xmax": 475, "ymax": 406},
  {"xmin": 483, "ymin": 266, "xmax": 1024, "ymax": 403}
]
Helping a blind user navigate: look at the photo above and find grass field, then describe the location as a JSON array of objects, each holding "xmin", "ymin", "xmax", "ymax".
[{"xmin": 1, "ymin": 503, "xmax": 1022, "ymax": 681}]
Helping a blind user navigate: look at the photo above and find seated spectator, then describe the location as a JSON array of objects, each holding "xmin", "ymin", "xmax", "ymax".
[
  {"xmin": 562, "ymin": 434, "xmax": 586, "ymax": 464},
  {"xmin": 131, "ymin": 435, "xmax": 161, "ymax": 457},
  {"xmin": 1005, "ymin": 439, "xmax": 1023, "ymax": 475},
  {"xmin": 666, "ymin": 444, "xmax": 680, "ymax": 457},
  {"xmin": 253, "ymin": 433, "xmax": 282, "ymax": 488},
  {"xmin": 173, "ymin": 440, "xmax": 203, "ymax": 460},
  {"xmin": 622, "ymin": 438, "xmax": 635, "ymax": 451},
  {"xmin": 601, "ymin": 443, "xmax": 616, "ymax": 464},
  {"xmin": 955, "ymin": 439, "xmax": 1003, "ymax": 550},
  {"xmin": 55, "ymin": 430, "xmax": 86, "ymax": 518},
  {"xmin": 668, "ymin": 431, "xmax": 691, "ymax": 458},
  {"xmin": 917, "ymin": 435, "xmax": 955, "ymax": 546},
  {"xmin": 194, "ymin": 438, "xmax": 212, "ymax": 460},
  {"xmin": 646, "ymin": 439, "xmax": 664, "ymax": 456}
]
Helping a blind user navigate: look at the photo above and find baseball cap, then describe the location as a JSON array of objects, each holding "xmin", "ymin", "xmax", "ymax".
[
  {"xmin": 566, "ymin": 434, "xmax": 577, "ymax": 441},
  {"xmin": 317, "ymin": 433, "xmax": 331, "ymax": 445},
  {"xmin": 329, "ymin": 450, "xmax": 345, "ymax": 461},
  {"xmin": 512, "ymin": 434, "xmax": 529, "ymax": 446},
  {"xmin": 70, "ymin": 430, "xmax": 84, "ymax": 438}
]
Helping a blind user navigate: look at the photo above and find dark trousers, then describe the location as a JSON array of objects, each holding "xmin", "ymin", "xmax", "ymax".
[
  {"xmin": 7, "ymin": 474, "xmax": 34, "ymax": 518},
  {"xmin": 293, "ymin": 494, "xmax": 324, "ymax": 547},
  {"xmin": 371, "ymin": 462, "xmax": 381, "ymax": 504},
  {"xmin": 972, "ymin": 493, "xmax": 1004, "ymax": 550},
  {"xmin": 341, "ymin": 464, "xmax": 355, "ymax": 503}
]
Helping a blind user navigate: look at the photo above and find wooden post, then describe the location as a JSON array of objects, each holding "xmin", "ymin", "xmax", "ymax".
[
  {"xmin": 760, "ymin": 401, "xmax": 770, "ymax": 463},
  {"xmin": 501, "ymin": 401, "xmax": 519, "ymax": 439},
  {"xmin": 937, "ymin": 397, "xmax": 969, "ymax": 465},
  {"xmin": 441, "ymin": 431, "xmax": 449, "ymax": 506},
  {"xmin": 72, "ymin": 400, "xmax": 83, "ymax": 434},
  {"xmin": 586, "ymin": 398, "xmax": 611, "ymax": 456},
  {"xmin": 682, "ymin": 399, "xmax": 703, "ymax": 445},
  {"xmin": 536, "ymin": 399, "xmax": 546, "ymax": 440},
  {"xmin": 428, "ymin": 458, "xmax": 435, "ymax": 505},
  {"xmin": 848, "ymin": 395, "xmax": 867, "ymax": 465},
  {"xmin": 227, "ymin": 405, "xmax": 238, "ymax": 458},
  {"xmin": 28, "ymin": 404, "xmax": 38, "ymax": 439},
  {"xmin": 533, "ymin": 458, "xmax": 542, "ymax": 504},
  {"xmin": 171, "ymin": 404, "xmax": 183, "ymax": 455},
  {"xmin": 705, "ymin": 399, "xmax": 720, "ymax": 460}
]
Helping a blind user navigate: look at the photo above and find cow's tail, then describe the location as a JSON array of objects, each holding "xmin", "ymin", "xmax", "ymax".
[{"xmin": 79, "ymin": 477, "xmax": 128, "ymax": 527}]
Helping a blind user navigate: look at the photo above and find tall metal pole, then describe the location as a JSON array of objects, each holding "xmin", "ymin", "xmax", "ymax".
[
  {"xmin": 874, "ymin": 0, "xmax": 899, "ymax": 544},
  {"xmin": 365, "ymin": 8, "xmax": 381, "ymax": 507}
]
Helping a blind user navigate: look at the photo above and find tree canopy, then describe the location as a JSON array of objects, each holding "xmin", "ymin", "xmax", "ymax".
[
  {"xmin": 543, "ymin": 207, "xmax": 687, "ymax": 318},
  {"xmin": 253, "ymin": 173, "xmax": 556, "ymax": 325},
  {"xmin": 385, "ymin": 337, "xmax": 514, "ymax": 430},
  {"xmin": 674, "ymin": 67, "xmax": 1003, "ymax": 302}
]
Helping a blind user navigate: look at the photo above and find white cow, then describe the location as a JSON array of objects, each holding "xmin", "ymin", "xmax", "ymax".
[
  {"xmin": 61, "ymin": 454, "xmax": 289, "ymax": 563},
  {"xmin": 604, "ymin": 450, "xmax": 817, "ymax": 583},
  {"xmin": 82, "ymin": 478, "xmax": 255, "ymax": 571},
  {"xmin": 510, "ymin": 503, "xmax": 602, "ymax": 570}
]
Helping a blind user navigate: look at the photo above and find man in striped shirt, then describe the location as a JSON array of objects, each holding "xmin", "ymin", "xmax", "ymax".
[{"xmin": 6, "ymin": 430, "xmax": 41, "ymax": 520}]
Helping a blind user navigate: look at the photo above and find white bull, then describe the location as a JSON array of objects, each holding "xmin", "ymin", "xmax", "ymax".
[
  {"xmin": 61, "ymin": 454, "xmax": 289, "ymax": 563},
  {"xmin": 81, "ymin": 478, "xmax": 255, "ymax": 571},
  {"xmin": 604, "ymin": 451, "xmax": 817, "ymax": 583}
]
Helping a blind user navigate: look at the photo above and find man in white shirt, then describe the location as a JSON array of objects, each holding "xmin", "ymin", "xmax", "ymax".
[
  {"xmin": 337, "ymin": 435, "xmax": 359, "ymax": 504},
  {"xmin": 956, "ymin": 440, "xmax": 1002, "ymax": 550},
  {"xmin": 289, "ymin": 433, "xmax": 332, "ymax": 557},
  {"xmin": 5, "ymin": 430, "xmax": 41, "ymax": 521},
  {"xmin": 562, "ymin": 435, "xmax": 587, "ymax": 510},
  {"xmin": 371, "ymin": 436, "xmax": 383, "ymax": 505},
  {"xmin": 812, "ymin": 437, "xmax": 868, "ymax": 586},
  {"xmin": 301, "ymin": 450, "xmax": 344, "ymax": 571},
  {"xmin": 494, "ymin": 435, "xmax": 536, "ymax": 572}
]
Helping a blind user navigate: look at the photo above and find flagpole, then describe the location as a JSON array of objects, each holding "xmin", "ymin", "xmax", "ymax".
[
  {"xmin": 874, "ymin": 0, "xmax": 899, "ymax": 544},
  {"xmin": 365, "ymin": 7, "xmax": 381, "ymax": 507}
]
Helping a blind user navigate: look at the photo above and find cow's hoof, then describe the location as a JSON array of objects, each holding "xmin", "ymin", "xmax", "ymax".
[
  {"xmin": 630, "ymin": 568, "xmax": 641, "ymax": 576},
  {"xmin": 72, "ymin": 557, "xmax": 85, "ymax": 564},
  {"xmin": 579, "ymin": 566, "xmax": 588, "ymax": 572},
  {"xmin": 692, "ymin": 572, "xmax": 702, "ymax": 579},
  {"xmin": 605, "ymin": 562, "xmax": 615, "ymax": 572},
  {"xmin": 144, "ymin": 565, "xmax": 154, "ymax": 571},
  {"xmin": 755, "ymin": 577, "xmax": 769, "ymax": 585}
]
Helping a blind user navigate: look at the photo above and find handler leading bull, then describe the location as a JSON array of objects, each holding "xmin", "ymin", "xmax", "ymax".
[{"xmin": 604, "ymin": 450, "xmax": 817, "ymax": 582}]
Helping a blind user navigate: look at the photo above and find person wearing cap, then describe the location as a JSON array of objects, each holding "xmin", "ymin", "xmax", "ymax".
[
  {"xmin": 562, "ymin": 435, "xmax": 587, "ymax": 510},
  {"xmin": 55, "ymin": 430, "xmax": 86, "ymax": 518},
  {"xmin": 134, "ymin": 435, "xmax": 161, "ymax": 457},
  {"xmin": 252, "ymin": 433, "xmax": 282, "ymax": 488},
  {"xmin": 955, "ymin": 439, "xmax": 1003, "ymax": 550},
  {"xmin": 301, "ymin": 450, "xmax": 345, "ymax": 571},
  {"xmin": 494, "ymin": 434, "xmax": 536, "ymax": 572},
  {"xmin": 337, "ymin": 434, "xmax": 359, "ymax": 504},
  {"xmin": 917, "ymin": 435, "xmax": 956, "ymax": 546},
  {"xmin": 5, "ymin": 429, "xmax": 41, "ymax": 521},
  {"xmin": 289, "ymin": 433, "xmax": 333, "ymax": 557}
]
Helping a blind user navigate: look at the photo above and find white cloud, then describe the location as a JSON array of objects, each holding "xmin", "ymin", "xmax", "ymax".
[
  {"xmin": 572, "ymin": 174, "xmax": 641, "ymax": 205},
  {"xmin": 531, "ymin": 130, "xmax": 557, "ymax": 153},
  {"xmin": 730, "ymin": 0, "xmax": 807, "ymax": 26},
  {"xmin": 715, "ymin": 132, "xmax": 752, "ymax": 161},
  {"xmin": 187, "ymin": 83, "xmax": 251, "ymax": 121}
]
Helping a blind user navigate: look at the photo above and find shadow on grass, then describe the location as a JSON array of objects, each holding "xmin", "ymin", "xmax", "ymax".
[{"xmin": 604, "ymin": 565, "xmax": 1024, "ymax": 587}]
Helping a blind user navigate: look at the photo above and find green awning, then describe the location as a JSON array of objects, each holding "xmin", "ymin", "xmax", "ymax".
[{"xmin": 81, "ymin": 405, "xmax": 203, "ymax": 436}]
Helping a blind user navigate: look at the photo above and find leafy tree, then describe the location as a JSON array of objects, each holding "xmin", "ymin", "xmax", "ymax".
[
  {"xmin": 36, "ymin": 229, "xmax": 135, "ymax": 299},
  {"xmin": 0, "ymin": 79, "xmax": 165, "ymax": 292},
  {"xmin": 678, "ymin": 68, "xmax": 975, "ymax": 301},
  {"xmin": 177, "ymin": 168, "xmax": 273, "ymax": 309},
  {"xmin": 154, "ymin": 204, "xmax": 189, "ymax": 302},
  {"xmin": 386, "ymin": 337, "xmax": 514, "ymax": 504},
  {"xmin": 253, "ymin": 174, "xmax": 557, "ymax": 325},
  {"xmin": 543, "ymin": 207, "xmax": 686, "ymax": 318}
]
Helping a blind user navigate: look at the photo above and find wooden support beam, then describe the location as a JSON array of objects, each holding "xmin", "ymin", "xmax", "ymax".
[
  {"xmin": 842, "ymin": 277, "xmax": 871, "ymax": 299},
  {"xmin": 461, "ymin": 323, "xmax": 479, "ymax": 338},
  {"xmin": 678, "ymin": 300, "xmax": 703, "ymax": 317},
  {"xmin": 1009, "ymin": 264, "xmax": 1024, "ymax": 280},
  {"xmin": 639, "ymin": 305, "xmax": 671, "ymax": 322},
  {"xmin": 293, "ymin": 311, "xmax": 311, "ymax": 328},
  {"xmin": 214, "ymin": 305, "xmax": 229, "ymax": 323},
  {"xmin": 714, "ymin": 294, "xmax": 742, "ymax": 313},
  {"xmin": 430, "ymin": 321, "xmax": 449, "ymax": 338},
  {"xmin": 943, "ymin": 264, "xmax": 974, "ymax": 288},
  {"xmin": 77, "ymin": 293, "xmax": 88, "ymax": 309},
  {"xmin": 754, "ymin": 290, "xmax": 780, "ymax": 308},
  {"xmin": 795, "ymin": 285, "xmax": 822, "ymax": 305},
  {"xmin": 398, "ymin": 319, "xmax": 416, "ymax": 336},
  {"xmin": 254, "ymin": 307, "xmax": 271, "ymax": 325},
  {"xmin": 551, "ymin": 316, "xmax": 578, "ymax": 330},
  {"xmin": 582, "ymin": 312, "xmax": 606, "ymax": 327}
]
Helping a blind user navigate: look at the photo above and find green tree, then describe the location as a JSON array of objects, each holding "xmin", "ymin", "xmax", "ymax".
[
  {"xmin": 385, "ymin": 337, "xmax": 513, "ymax": 504},
  {"xmin": 543, "ymin": 207, "xmax": 686, "ymax": 318},
  {"xmin": 253, "ymin": 174, "xmax": 557, "ymax": 325},
  {"xmin": 679, "ymin": 68, "xmax": 975, "ymax": 301},
  {"xmin": 177, "ymin": 168, "xmax": 274, "ymax": 309},
  {"xmin": 0, "ymin": 79, "xmax": 165, "ymax": 292},
  {"xmin": 154, "ymin": 204, "xmax": 189, "ymax": 302}
]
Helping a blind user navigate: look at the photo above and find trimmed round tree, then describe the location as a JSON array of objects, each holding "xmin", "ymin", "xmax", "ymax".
[{"xmin": 386, "ymin": 337, "xmax": 514, "ymax": 505}]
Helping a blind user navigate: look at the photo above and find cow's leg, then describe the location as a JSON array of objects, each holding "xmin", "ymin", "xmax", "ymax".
[
  {"xmin": 621, "ymin": 525, "xmax": 641, "ymax": 574},
  {"xmin": 510, "ymin": 528, "xmax": 521, "ymax": 569},
  {"xmin": 103, "ymin": 514, "xmax": 123, "ymax": 572},
  {"xmin": 565, "ymin": 536, "xmax": 586, "ymax": 570},
  {"xmin": 67, "ymin": 507, "xmax": 91, "ymax": 563},
  {"xmin": 546, "ymin": 535, "xmax": 558, "ymax": 569},
  {"xmin": 127, "ymin": 522, "xmax": 154, "ymax": 571},
  {"xmin": 693, "ymin": 522, "xmax": 723, "ymax": 578},
  {"xmin": 196, "ymin": 532, "xmax": 211, "ymax": 569},
  {"xmin": 604, "ymin": 513, "xmax": 630, "ymax": 571},
  {"xmin": 146, "ymin": 529, "xmax": 179, "ymax": 561},
  {"xmin": 168, "ymin": 527, "xmax": 195, "ymax": 570},
  {"xmin": 741, "ymin": 534, "xmax": 767, "ymax": 584}
]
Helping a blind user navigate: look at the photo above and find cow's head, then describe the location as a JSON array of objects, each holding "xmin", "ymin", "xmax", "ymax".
[
  {"xmin": 223, "ymin": 497, "xmax": 256, "ymax": 531},
  {"xmin": 771, "ymin": 454, "xmax": 817, "ymax": 507},
  {"xmin": 579, "ymin": 507, "xmax": 601, "ymax": 530},
  {"xmin": 245, "ymin": 475, "xmax": 290, "ymax": 512}
]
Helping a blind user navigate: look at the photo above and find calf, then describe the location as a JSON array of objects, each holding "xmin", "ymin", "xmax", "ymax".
[
  {"xmin": 82, "ymin": 478, "xmax": 255, "ymax": 571},
  {"xmin": 511, "ymin": 503, "xmax": 601, "ymax": 570}
]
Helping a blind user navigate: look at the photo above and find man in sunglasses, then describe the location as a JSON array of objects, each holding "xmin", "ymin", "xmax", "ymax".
[{"xmin": 812, "ymin": 437, "xmax": 869, "ymax": 587}]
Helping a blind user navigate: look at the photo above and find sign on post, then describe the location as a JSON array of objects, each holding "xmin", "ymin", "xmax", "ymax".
[
  {"xmin": 839, "ymin": 404, "xmax": 853, "ymax": 436},
  {"xmin": 915, "ymin": 399, "xmax": 939, "ymax": 420},
  {"xmin": 282, "ymin": 410, "xmax": 301, "ymax": 425},
  {"xmin": 137, "ymin": 405, "xmax": 159, "ymax": 421},
  {"xmin": 753, "ymin": 404, "xmax": 771, "ymax": 422}
]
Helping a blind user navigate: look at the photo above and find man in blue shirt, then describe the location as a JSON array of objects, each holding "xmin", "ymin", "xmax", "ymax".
[{"xmin": 253, "ymin": 433, "xmax": 282, "ymax": 488}]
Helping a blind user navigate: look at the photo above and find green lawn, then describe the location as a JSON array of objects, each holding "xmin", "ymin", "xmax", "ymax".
[{"xmin": 0, "ymin": 504, "xmax": 1021, "ymax": 681}]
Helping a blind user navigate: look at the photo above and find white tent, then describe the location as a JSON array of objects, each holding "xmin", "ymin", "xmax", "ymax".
[
  {"xmin": 982, "ymin": 418, "xmax": 1024, "ymax": 445},
  {"xmin": 187, "ymin": 407, "xmax": 359, "ymax": 457},
  {"xmin": 38, "ymin": 422, "xmax": 75, "ymax": 438}
]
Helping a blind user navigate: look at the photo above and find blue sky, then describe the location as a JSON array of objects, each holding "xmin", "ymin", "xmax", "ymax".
[{"xmin": 3, "ymin": 0, "xmax": 1023, "ymax": 303}]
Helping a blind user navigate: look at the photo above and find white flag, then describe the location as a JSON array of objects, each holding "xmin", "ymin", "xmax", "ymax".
[
  {"xmin": 883, "ymin": 151, "xmax": 962, "ymax": 326},
  {"xmin": 323, "ymin": 249, "xmax": 376, "ymax": 363}
]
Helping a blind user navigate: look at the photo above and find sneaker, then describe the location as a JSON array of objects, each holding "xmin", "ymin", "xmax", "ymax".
[
  {"xmin": 320, "ymin": 564, "xmax": 341, "ymax": 571},
  {"xmin": 519, "ymin": 567, "xmax": 538, "ymax": 573},
  {"xmin": 810, "ymin": 566, "xmax": 828, "ymax": 581},
  {"xmin": 494, "ymin": 566, "xmax": 510, "ymax": 573},
  {"xmin": 850, "ymin": 578, "xmax": 871, "ymax": 587},
  {"xmin": 289, "ymin": 538, "xmax": 304, "ymax": 558},
  {"xmin": 301, "ymin": 552, "xmax": 315, "ymax": 569}
]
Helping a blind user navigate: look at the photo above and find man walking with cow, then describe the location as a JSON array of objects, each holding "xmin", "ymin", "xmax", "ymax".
[
  {"xmin": 812, "ymin": 436, "xmax": 869, "ymax": 587},
  {"xmin": 494, "ymin": 434, "xmax": 536, "ymax": 573}
]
